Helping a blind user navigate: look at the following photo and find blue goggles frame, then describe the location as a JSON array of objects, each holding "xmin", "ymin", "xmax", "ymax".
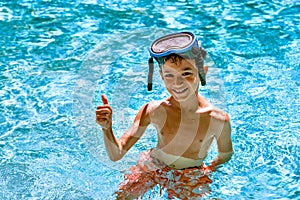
[{"xmin": 147, "ymin": 32, "xmax": 206, "ymax": 91}]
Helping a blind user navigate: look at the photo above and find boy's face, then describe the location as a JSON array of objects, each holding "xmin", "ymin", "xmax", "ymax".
[{"xmin": 160, "ymin": 58, "xmax": 200, "ymax": 101}]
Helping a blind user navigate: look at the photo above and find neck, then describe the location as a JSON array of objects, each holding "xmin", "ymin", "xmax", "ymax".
[{"xmin": 169, "ymin": 93, "xmax": 200, "ymax": 112}]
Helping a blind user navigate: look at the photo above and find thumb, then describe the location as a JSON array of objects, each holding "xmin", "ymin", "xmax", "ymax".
[{"xmin": 101, "ymin": 94, "xmax": 109, "ymax": 105}]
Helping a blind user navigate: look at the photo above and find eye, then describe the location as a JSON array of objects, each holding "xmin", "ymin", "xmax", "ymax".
[
  {"xmin": 164, "ymin": 73, "xmax": 174, "ymax": 78},
  {"xmin": 182, "ymin": 72, "xmax": 192, "ymax": 76}
]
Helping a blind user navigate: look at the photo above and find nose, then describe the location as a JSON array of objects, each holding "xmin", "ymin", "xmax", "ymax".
[{"xmin": 174, "ymin": 75, "xmax": 184, "ymax": 86}]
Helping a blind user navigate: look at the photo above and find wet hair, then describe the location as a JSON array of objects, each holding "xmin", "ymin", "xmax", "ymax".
[{"xmin": 161, "ymin": 53, "xmax": 184, "ymax": 67}]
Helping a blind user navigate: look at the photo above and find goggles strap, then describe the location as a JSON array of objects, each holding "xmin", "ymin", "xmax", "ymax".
[
  {"xmin": 192, "ymin": 47, "xmax": 206, "ymax": 86},
  {"xmin": 148, "ymin": 57, "xmax": 154, "ymax": 91}
]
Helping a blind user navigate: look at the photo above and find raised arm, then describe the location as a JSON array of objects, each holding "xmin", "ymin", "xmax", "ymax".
[{"xmin": 96, "ymin": 94, "xmax": 151, "ymax": 161}]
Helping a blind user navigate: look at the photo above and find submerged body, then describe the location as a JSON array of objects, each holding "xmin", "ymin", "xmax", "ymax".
[
  {"xmin": 114, "ymin": 96, "xmax": 233, "ymax": 199},
  {"xmin": 96, "ymin": 34, "xmax": 233, "ymax": 199},
  {"xmin": 101, "ymin": 94, "xmax": 232, "ymax": 198},
  {"xmin": 116, "ymin": 149, "xmax": 213, "ymax": 199}
]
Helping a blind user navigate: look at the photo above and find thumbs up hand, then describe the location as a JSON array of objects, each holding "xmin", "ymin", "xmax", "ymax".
[{"xmin": 96, "ymin": 94, "xmax": 113, "ymax": 130}]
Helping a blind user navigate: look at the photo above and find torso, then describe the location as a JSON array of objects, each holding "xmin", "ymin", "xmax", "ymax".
[{"xmin": 148, "ymin": 96, "xmax": 217, "ymax": 167}]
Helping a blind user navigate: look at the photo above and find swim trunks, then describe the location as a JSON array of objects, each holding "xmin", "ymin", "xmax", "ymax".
[{"xmin": 116, "ymin": 150, "xmax": 212, "ymax": 199}]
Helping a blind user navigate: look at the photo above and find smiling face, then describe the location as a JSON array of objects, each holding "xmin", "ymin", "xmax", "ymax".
[{"xmin": 160, "ymin": 55, "xmax": 200, "ymax": 102}]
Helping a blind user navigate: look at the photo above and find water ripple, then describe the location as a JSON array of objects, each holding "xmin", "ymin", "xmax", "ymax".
[{"xmin": 0, "ymin": 0, "xmax": 299, "ymax": 199}]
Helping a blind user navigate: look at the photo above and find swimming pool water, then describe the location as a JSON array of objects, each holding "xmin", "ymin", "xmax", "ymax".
[{"xmin": 1, "ymin": 0, "xmax": 299, "ymax": 199}]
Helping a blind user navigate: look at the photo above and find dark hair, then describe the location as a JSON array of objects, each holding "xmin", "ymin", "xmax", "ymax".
[{"xmin": 162, "ymin": 53, "xmax": 184, "ymax": 66}]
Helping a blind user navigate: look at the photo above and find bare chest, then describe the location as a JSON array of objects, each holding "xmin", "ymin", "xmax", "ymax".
[{"xmin": 155, "ymin": 114, "xmax": 211, "ymax": 158}]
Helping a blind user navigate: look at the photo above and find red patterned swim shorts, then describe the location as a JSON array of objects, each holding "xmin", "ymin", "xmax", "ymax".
[{"xmin": 116, "ymin": 150, "xmax": 213, "ymax": 199}]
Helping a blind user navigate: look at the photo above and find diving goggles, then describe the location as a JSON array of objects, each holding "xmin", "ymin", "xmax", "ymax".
[{"xmin": 148, "ymin": 32, "xmax": 206, "ymax": 91}]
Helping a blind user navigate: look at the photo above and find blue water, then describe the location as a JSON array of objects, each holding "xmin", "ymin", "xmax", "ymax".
[{"xmin": 1, "ymin": 0, "xmax": 299, "ymax": 199}]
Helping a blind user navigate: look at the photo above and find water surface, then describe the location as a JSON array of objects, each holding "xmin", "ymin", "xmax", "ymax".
[{"xmin": 0, "ymin": 0, "xmax": 299, "ymax": 199}]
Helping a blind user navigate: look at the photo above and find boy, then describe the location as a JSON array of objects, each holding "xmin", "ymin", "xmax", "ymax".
[{"xmin": 96, "ymin": 32, "xmax": 233, "ymax": 199}]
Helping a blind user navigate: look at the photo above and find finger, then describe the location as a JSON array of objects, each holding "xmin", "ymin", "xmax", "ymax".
[
  {"xmin": 96, "ymin": 114, "xmax": 109, "ymax": 121},
  {"xmin": 101, "ymin": 94, "xmax": 109, "ymax": 105},
  {"xmin": 160, "ymin": 101, "xmax": 171, "ymax": 107},
  {"xmin": 96, "ymin": 116, "xmax": 108, "ymax": 121},
  {"xmin": 96, "ymin": 107, "xmax": 111, "ymax": 112},
  {"xmin": 96, "ymin": 105, "xmax": 111, "ymax": 110},
  {"xmin": 96, "ymin": 118, "xmax": 108, "ymax": 125},
  {"xmin": 96, "ymin": 108, "xmax": 111, "ymax": 115},
  {"xmin": 96, "ymin": 112, "xmax": 110, "ymax": 118}
]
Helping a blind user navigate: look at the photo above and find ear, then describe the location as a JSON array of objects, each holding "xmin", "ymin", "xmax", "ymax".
[{"xmin": 204, "ymin": 65, "xmax": 208, "ymax": 76}]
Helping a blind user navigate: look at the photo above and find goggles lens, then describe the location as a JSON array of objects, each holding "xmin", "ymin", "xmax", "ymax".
[{"xmin": 150, "ymin": 32, "xmax": 198, "ymax": 57}]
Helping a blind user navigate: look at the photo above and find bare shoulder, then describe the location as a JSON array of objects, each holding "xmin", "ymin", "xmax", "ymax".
[
  {"xmin": 146, "ymin": 99, "xmax": 168, "ymax": 114},
  {"xmin": 197, "ymin": 104, "xmax": 230, "ymax": 122},
  {"xmin": 133, "ymin": 101, "xmax": 162, "ymax": 126},
  {"xmin": 145, "ymin": 99, "xmax": 169, "ymax": 124},
  {"xmin": 210, "ymin": 106, "xmax": 230, "ymax": 122}
]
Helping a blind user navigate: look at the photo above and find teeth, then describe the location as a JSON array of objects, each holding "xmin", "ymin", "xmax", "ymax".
[{"xmin": 173, "ymin": 88, "xmax": 187, "ymax": 93}]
